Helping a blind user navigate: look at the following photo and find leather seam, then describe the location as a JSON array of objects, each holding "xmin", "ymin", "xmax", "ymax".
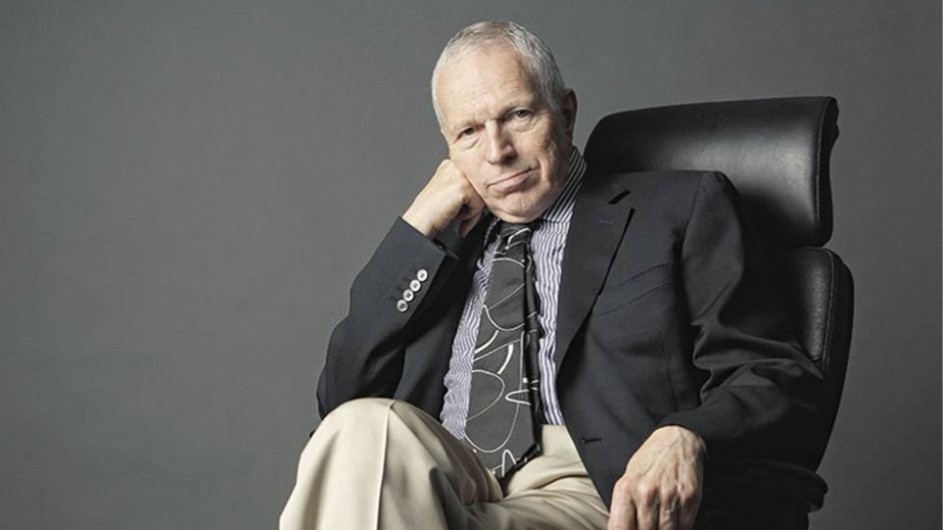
[
  {"xmin": 820, "ymin": 250, "xmax": 839, "ymax": 377},
  {"xmin": 811, "ymin": 99, "xmax": 830, "ymax": 245}
]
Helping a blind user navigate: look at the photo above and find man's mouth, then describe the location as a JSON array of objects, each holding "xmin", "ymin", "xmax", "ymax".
[{"xmin": 490, "ymin": 168, "xmax": 534, "ymax": 194}]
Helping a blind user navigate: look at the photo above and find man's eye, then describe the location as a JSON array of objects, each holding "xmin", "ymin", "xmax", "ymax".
[
  {"xmin": 458, "ymin": 128, "xmax": 475, "ymax": 138},
  {"xmin": 512, "ymin": 109, "xmax": 532, "ymax": 119}
]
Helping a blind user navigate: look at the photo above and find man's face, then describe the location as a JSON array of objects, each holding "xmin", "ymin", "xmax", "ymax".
[{"xmin": 435, "ymin": 45, "xmax": 576, "ymax": 223}]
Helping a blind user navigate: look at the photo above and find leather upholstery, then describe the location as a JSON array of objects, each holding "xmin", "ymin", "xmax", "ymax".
[
  {"xmin": 583, "ymin": 97, "xmax": 853, "ymax": 469},
  {"xmin": 775, "ymin": 247, "xmax": 854, "ymax": 463},
  {"xmin": 584, "ymin": 97, "xmax": 839, "ymax": 247}
]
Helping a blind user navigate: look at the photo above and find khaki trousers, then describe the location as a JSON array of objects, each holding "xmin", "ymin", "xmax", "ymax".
[{"xmin": 280, "ymin": 398, "xmax": 609, "ymax": 530}]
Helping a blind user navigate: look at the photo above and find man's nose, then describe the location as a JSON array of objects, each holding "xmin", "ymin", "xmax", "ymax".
[{"xmin": 484, "ymin": 122, "xmax": 516, "ymax": 164}]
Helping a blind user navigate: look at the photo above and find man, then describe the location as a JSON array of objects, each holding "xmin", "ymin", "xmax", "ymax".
[{"xmin": 282, "ymin": 21, "xmax": 823, "ymax": 530}]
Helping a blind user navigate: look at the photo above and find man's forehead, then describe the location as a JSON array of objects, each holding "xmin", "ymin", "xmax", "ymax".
[
  {"xmin": 438, "ymin": 44, "xmax": 529, "ymax": 82},
  {"xmin": 435, "ymin": 46, "xmax": 540, "ymax": 126}
]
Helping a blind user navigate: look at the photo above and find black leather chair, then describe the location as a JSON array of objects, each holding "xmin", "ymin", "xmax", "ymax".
[{"xmin": 583, "ymin": 97, "xmax": 854, "ymax": 513}]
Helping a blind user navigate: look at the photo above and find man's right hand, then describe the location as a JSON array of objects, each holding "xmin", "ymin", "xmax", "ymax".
[{"xmin": 402, "ymin": 159, "xmax": 486, "ymax": 239}]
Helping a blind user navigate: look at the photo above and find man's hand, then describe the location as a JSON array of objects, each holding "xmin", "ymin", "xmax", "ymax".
[
  {"xmin": 402, "ymin": 159, "xmax": 486, "ymax": 239},
  {"xmin": 608, "ymin": 426, "xmax": 706, "ymax": 530}
]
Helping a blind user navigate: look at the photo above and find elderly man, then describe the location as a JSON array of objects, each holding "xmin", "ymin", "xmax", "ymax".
[{"xmin": 281, "ymin": 21, "xmax": 822, "ymax": 530}]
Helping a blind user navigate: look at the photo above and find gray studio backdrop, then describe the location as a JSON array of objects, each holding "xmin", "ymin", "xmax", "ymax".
[{"xmin": 2, "ymin": 1, "xmax": 940, "ymax": 529}]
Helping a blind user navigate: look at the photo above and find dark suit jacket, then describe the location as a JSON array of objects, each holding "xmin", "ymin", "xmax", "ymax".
[{"xmin": 316, "ymin": 167, "xmax": 825, "ymax": 515}]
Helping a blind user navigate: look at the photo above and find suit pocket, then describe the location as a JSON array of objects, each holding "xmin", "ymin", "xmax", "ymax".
[{"xmin": 593, "ymin": 263, "xmax": 672, "ymax": 316}]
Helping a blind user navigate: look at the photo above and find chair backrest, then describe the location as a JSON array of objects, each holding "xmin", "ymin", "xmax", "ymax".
[{"xmin": 584, "ymin": 97, "xmax": 853, "ymax": 468}]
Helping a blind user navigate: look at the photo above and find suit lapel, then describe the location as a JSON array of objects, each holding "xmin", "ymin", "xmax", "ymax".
[{"xmin": 554, "ymin": 167, "xmax": 634, "ymax": 366}]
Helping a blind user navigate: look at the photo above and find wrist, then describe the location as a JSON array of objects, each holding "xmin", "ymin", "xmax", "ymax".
[
  {"xmin": 402, "ymin": 208, "xmax": 437, "ymax": 238},
  {"xmin": 657, "ymin": 425, "xmax": 707, "ymax": 459}
]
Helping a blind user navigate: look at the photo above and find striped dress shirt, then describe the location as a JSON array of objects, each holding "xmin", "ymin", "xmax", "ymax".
[{"xmin": 440, "ymin": 147, "xmax": 587, "ymax": 439}]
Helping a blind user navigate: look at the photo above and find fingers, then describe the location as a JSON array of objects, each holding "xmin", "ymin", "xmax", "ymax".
[
  {"xmin": 657, "ymin": 499, "xmax": 680, "ymax": 530},
  {"xmin": 402, "ymin": 159, "xmax": 484, "ymax": 238},
  {"xmin": 610, "ymin": 488, "xmax": 692, "ymax": 530},
  {"xmin": 608, "ymin": 426, "xmax": 706, "ymax": 530},
  {"xmin": 456, "ymin": 183, "xmax": 486, "ymax": 236},
  {"xmin": 677, "ymin": 486, "xmax": 701, "ymax": 530},
  {"xmin": 634, "ymin": 486, "xmax": 659, "ymax": 530},
  {"xmin": 610, "ymin": 483, "xmax": 679, "ymax": 530},
  {"xmin": 458, "ymin": 209, "xmax": 483, "ymax": 237},
  {"xmin": 606, "ymin": 484, "xmax": 635, "ymax": 530}
]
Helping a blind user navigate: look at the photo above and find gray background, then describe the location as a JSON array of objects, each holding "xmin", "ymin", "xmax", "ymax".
[{"xmin": 2, "ymin": 1, "xmax": 939, "ymax": 528}]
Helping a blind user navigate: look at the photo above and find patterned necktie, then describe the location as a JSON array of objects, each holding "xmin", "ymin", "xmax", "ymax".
[{"xmin": 464, "ymin": 222, "xmax": 543, "ymax": 479}]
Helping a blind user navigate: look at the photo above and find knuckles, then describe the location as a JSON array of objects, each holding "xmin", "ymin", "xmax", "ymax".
[
  {"xmin": 614, "ymin": 475, "xmax": 700, "ymax": 505},
  {"xmin": 677, "ymin": 482, "xmax": 699, "ymax": 503},
  {"xmin": 612, "ymin": 477, "xmax": 633, "ymax": 501},
  {"xmin": 633, "ymin": 480, "xmax": 659, "ymax": 505}
]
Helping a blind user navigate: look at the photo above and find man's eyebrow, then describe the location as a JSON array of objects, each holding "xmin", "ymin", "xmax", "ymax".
[
  {"xmin": 445, "ymin": 121, "xmax": 476, "ymax": 139},
  {"xmin": 447, "ymin": 98, "xmax": 541, "ymax": 135},
  {"xmin": 451, "ymin": 120, "xmax": 476, "ymax": 131},
  {"xmin": 502, "ymin": 98, "xmax": 547, "ymax": 119}
]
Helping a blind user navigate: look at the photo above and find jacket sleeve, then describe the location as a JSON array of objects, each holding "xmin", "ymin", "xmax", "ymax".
[
  {"xmin": 657, "ymin": 172, "xmax": 824, "ymax": 468},
  {"xmin": 316, "ymin": 217, "xmax": 458, "ymax": 418}
]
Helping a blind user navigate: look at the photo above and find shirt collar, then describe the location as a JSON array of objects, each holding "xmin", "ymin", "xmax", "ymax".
[{"xmin": 540, "ymin": 146, "xmax": 586, "ymax": 223}]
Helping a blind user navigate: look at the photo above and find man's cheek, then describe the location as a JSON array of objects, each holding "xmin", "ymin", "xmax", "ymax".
[{"xmin": 465, "ymin": 175, "xmax": 488, "ymax": 200}]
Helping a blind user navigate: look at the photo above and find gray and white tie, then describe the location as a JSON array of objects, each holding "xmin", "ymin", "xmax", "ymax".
[{"xmin": 464, "ymin": 222, "xmax": 543, "ymax": 479}]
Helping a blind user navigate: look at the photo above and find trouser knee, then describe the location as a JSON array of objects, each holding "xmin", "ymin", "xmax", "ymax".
[
  {"xmin": 316, "ymin": 397, "xmax": 395, "ymax": 437},
  {"xmin": 325, "ymin": 397, "xmax": 395, "ymax": 421}
]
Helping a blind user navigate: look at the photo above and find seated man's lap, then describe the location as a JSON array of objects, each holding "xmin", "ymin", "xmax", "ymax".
[{"xmin": 283, "ymin": 398, "xmax": 609, "ymax": 530}]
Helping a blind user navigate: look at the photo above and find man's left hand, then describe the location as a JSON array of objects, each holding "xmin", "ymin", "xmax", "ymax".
[{"xmin": 608, "ymin": 425, "xmax": 706, "ymax": 530}]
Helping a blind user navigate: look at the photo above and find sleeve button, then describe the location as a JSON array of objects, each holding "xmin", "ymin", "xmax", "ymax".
[
  {"xmin": 409, "ymin": 279, "xmax": 422, "ymax": 292},
  {"xmin": 396, "ymin": 300, "xmax": 408, "ymax": 313},
  {"xmin": 402, "ymin": 289, "xmax": 414, "ymax": 302},
  {"xmin": 416, "ymin": 268, "xmax": 429, "ymax": 282}
]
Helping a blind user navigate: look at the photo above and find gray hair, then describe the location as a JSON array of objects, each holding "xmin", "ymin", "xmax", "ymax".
[{"xmin": 430, "ymin": 21, "xmax": 566, "ymax": 127}]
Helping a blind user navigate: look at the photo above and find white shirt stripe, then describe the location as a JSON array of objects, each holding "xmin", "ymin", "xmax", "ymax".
[{"xmin": 441, "ymin": 147, "xmax": 586, "ymax": 438}]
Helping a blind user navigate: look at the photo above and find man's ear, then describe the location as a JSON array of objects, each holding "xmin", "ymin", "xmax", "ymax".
[{"xmin": 560, "ymin": 89, "xmax": 578, "ymax": 141}]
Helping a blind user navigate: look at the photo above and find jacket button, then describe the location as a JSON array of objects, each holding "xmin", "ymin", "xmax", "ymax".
[
  {"xmin": 396, "ymin": 300, "xmax": 408, "ymax": 313},
  {"xmin": 402, "ymin": 289, "xmax": 414, "ymax": 302},
  {"xmin": 416, "ymin": 268, "xmax": 429, "ymax": 282},
  {"xmin": 409, "ymin": 279, "xmax": 422, "ymax": 292}
]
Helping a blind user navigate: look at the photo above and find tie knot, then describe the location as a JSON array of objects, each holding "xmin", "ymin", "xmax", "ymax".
[
  {"xmin": 499, "ymin": 222, "xmax": 534, "ymax": 240},
  {"xmin": 498, "ymin": 222, "xmax": 534, "ymax": 245}
]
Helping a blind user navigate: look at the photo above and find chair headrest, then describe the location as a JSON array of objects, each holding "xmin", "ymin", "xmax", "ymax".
[{"xmin": 584, "ymin": 97, "xmax": 839, "ymax": 247}]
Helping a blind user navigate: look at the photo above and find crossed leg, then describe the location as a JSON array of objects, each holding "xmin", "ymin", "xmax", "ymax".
[{"xmin": 279, "ymin": 398, "xmax": 608, "ymax": 530}]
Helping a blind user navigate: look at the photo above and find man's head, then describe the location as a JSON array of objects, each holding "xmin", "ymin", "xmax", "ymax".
[{"xmin": 431, "ymin": 21, "xmax": 578, "ymax": 223}]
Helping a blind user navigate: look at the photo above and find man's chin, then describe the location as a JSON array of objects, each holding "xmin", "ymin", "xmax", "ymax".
[
  {"xmin": 487, "ymin": 184, "xmax": 563, "ymax": 223},
  {"xmin": 488, "ymin": 202, "xmax": 543, "ymax": 224}
]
